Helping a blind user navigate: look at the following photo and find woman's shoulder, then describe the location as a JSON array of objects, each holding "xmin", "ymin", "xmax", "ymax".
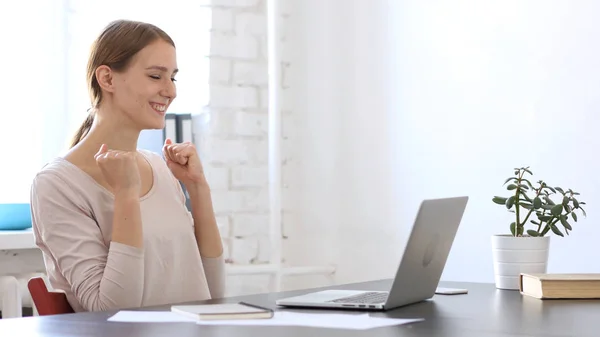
[
  {"xmin": 138, "ymin": 149, "xmax": 170, "ymax": 175},
  {"xmin": 35, "ymin": 155, "xmax": 90, "ymax": 180},
  {"xmin": 31, "ymin": 156, "xmax": 106, "ymax": 203},
  {"xmin": 138, "ymin": 149, "xmax": 163, "ymax": 163},
  {"xmin": 33, "ymin": 157, "xmax": 79, "ymax": 186}
]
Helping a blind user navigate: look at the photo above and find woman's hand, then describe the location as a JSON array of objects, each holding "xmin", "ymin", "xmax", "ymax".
[
  {"xmin": 162, "ymin": 138, "xmax": 207, "ymax": 189},
  {"xmin": 95, "ymin": 144, "xmax": 141, "ymax": 196}
]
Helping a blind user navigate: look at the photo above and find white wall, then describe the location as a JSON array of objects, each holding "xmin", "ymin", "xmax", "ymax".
[
  {"xmin": 283, "ymin": 0, "xmax": 401, "ymax": 284},
  {"xmin": 1, "ymin": 1, "xmax": 67, "ymax": 203},
  {"xmin": 389, "ymin": 0, "xmax": 600, "ymax": 282},
  {"xmin": 284, "ymin": 0, "xmax": 600, "ymax": 286}
]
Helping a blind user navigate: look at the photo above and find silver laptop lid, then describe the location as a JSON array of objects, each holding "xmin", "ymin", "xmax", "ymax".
[{"xmin": 384, "ymin": 196, "xmax": 468, "ymax": 309}]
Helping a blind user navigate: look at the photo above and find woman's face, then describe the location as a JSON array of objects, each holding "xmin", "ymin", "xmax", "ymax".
[{"xmin": 111, "ymin": 39, "xmax": 178, "ymax": 130}]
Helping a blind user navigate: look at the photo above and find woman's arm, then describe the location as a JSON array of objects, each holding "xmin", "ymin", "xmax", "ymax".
[
  {"xmin": 112, "ymin": 190, "xmax": 144, "ymax": 249},
  {"xmin": 186, "ymin": 181, "xmax": 226, "ymax": 298},
  {"xmin": 187, "ymin": 182, "xmax": 223, "ymax": 258},
  {"xmin": 160, "ymin": 141, "xmax": 226, "ymax": 298},
  {"xmin": 31, "ymin": 172, "xmax": 145, "ymax": 311}
]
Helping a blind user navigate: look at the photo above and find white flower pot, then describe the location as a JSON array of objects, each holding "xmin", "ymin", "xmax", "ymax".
[{"xmin": 491, "ymin": 234, "xmax": 550, "ymax": 290}]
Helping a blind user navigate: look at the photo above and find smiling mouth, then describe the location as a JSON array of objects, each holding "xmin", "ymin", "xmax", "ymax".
[{"xmin": 150, "ymin": 102, "xmax": 167, "ymax": 114}]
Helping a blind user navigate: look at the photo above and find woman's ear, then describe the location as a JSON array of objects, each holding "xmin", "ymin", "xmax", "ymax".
[{"xmin": 95, "ymin": 65, "xmax": 115, "ymax": 93}]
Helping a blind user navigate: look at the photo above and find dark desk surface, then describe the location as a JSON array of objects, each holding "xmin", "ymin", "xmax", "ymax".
[{"xmin": 0, "ymin": 279, "xmax": 598, "ymax": 337}]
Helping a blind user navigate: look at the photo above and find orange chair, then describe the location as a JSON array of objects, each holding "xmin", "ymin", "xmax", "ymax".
[{"xmin": 27, "ymin": 277, "xmax": 74, "ymax": 315}]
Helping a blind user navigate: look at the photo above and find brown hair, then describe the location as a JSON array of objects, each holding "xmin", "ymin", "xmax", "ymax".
[{"xmin": 70, "ymin": 19, "xmax": 175, "ymax": 148}]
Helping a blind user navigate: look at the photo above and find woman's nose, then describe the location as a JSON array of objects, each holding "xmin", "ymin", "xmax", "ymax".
[{"xmin": 161, "ymin": 80, "xmax": 176, "ymax": 100}]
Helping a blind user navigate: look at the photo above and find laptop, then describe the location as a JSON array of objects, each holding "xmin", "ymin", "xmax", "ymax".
[{"xmin": 275, "ymin": 196, "xmax": 469, "ymax": 311}]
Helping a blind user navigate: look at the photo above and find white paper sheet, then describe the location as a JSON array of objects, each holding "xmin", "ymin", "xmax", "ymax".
[
  {"xmin": 107, "ymin": 311, "xmax": 198, "ymax": 323},
  {"xmin": 195, "ymin": 312, "xmax": 423, "ymax": 330},
  {"xmin": 107, "ymin": 310, "xmax": 424, "ymax": 330}
]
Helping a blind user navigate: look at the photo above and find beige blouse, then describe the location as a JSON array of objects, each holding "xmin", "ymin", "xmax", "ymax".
[{"xmin": 30, "ymin": 149, "xmax": 225, "ymax": 312}]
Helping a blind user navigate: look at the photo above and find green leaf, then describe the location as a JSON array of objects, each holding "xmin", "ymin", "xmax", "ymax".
[
  {"xmin": 504, "ymin": 177, "xmax": 517, "ymax": 185},
  {"xmin": 580, "ymin": 207, "xmax": 587, "ymax": 217},
  {"xmin": 572, "ymin": 212, "xmax": 578, "ymax": 222},
  {"xmin": 573, "ymin": 198, "xmax": 579, "ymax": 208},
  {"xmin": 555, "ymin": 187, "xmax": 565, "ymax": 194},
  {"xmin": 507, "ymin": 184, "xmax": 517, "ymax": 190},
  {"xmin": 492, "ymin": 196, "xmax": 507, "ymax": 205},
  {"xmin": 550, "ymin": 224, "xmax": 564, "ymax": 237},
  {"xmin": 524, "ymin": 168, "xmax": 533, "ymax": 175},
  {"xmin": 510, "ymin": 222, "xmax": 516, "ymax": 236},
  {"xmin": 519, "ymin": 184, "xmax": 529, "ymax": 190},
  {"xmin": 559, "ymin": 215, "xmax": 572, "ymax": 230},
  {"xmin": 541, "ymin": 225, "xmax": 550, "ymax": 236},
  {"xmin": 533, "ymin": 197, "xmax": 542, "ymax": 209},
  {"xmin": 537, "ymin": 215, "xmax": 552, "ymax": 222},
  {"xmin": 544, "ymin": 196, "xmax": 555, "ymax": 205},
  {"xmin": 527, "ymin": 230, "xmax": 539, "ymax": 237},
  {"xmin": 562, "ymin": 196, "xmax": 569, "ymax": 206},
  {"xmin": 521, "ymin": 193, "xmax": 533, "ymax": 202},
  {"xmin": 541, "ymin": 204, "xmax": 553, "ymax": 210},
  {"xmin": 547, "ymin": 186, "xmax": 556, "ymax": 193},
  {"xmin": 517, "ymin": 225, "xmax": 524, "ymax": 236},
  {"xmin": 521, "ymin": 203, "xmax": 533, "ymax": 210},
  {"xmin": 531, "ymin": 220, "xmax": 541, "ymax": 225},
  {"xmin": 506, "ymin": 196, "xmax": 515, "ymax": 209},
  {"xmin": 551, "ymin": 204, "xmax": 563, "ymax": 216}
]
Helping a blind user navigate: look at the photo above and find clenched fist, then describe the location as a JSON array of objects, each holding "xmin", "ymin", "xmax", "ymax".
[
  {"xmin": 162, "ymin": 138, "xmax": 206, "ymax": 188},
  {"xmin": 94, "ymin": 144, "xmax": 141, "ymax": 194}
]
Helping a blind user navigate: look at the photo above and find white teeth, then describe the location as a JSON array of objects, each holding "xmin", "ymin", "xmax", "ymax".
[{"xmin": 151, "ymin": 103, "xmax": 166, "ymax": 112}]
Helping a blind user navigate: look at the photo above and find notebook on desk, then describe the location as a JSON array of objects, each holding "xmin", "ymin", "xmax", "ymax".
[{"xmin": 171, "ymin": 302, "xmax": 274, "ymax": 320}]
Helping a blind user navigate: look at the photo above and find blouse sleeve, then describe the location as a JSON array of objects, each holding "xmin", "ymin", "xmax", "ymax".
[
  {"xmin": 30, "ymin": 172, "xmax": 145, "ymax": 311},
  {"xmin": 201, "ymin": 254, "xmax": 226, "ymax": 298}
]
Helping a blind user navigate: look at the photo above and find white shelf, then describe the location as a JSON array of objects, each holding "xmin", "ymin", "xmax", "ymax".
[{"xmin": 0, "ymin": 229, "xmax": 37, "ymax": 250}]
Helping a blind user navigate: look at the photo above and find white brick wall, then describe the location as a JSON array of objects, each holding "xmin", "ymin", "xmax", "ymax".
[
  {"xmin": 201, "ymin": 0, "xmax": 275, "ymax": 273},
  {"xmin": 194, "ymin": 0, "xmax": 308, "ymax": 296},
  {"xmin": 209, "ymin": 85, "xmax": 258, "ymax": 108}
]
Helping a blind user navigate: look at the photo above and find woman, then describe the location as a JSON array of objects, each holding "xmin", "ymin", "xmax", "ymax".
[{"xmin": 29, "ymin": 19, "xmax": 225, "ymax": 312}]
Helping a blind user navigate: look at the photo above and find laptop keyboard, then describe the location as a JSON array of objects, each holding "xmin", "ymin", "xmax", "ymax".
[{"xmin": 327, "ymin": 292, "xmax": 388, "ymax": 304}]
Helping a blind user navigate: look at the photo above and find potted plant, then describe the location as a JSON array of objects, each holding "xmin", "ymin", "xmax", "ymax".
[{"xmin": 491, "ymin": 167, "xmax": 587, "ymax": 290}]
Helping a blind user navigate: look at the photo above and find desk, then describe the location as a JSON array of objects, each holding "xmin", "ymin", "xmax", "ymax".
[{"xmin": 0, "ymin": 279, "xmax": 597, "ymax": 336}]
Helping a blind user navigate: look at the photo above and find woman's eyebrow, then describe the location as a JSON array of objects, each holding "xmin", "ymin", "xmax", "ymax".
[{"xmin": 145, "ymin": 65, "xmax": 179, "ymax": 74}]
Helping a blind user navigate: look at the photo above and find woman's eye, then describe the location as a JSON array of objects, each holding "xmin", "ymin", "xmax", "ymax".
[
  {"xmin": 171, "ymin": 78, "xmax": 177, "ymax": 82},
  {"xmin": 150, "ymin": 75, "xmax": 160, "ymax": 80}
]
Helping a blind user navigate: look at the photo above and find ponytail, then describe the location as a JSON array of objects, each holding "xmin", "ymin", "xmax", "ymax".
[{"xmin": 70, "ymin": 109, "xmax": 95, "ymax": 148}]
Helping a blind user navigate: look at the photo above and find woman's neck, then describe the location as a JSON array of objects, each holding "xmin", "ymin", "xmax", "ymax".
[{"xmin": 79, "ymin": 110, "xmax": 141, "ymax": 154}]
